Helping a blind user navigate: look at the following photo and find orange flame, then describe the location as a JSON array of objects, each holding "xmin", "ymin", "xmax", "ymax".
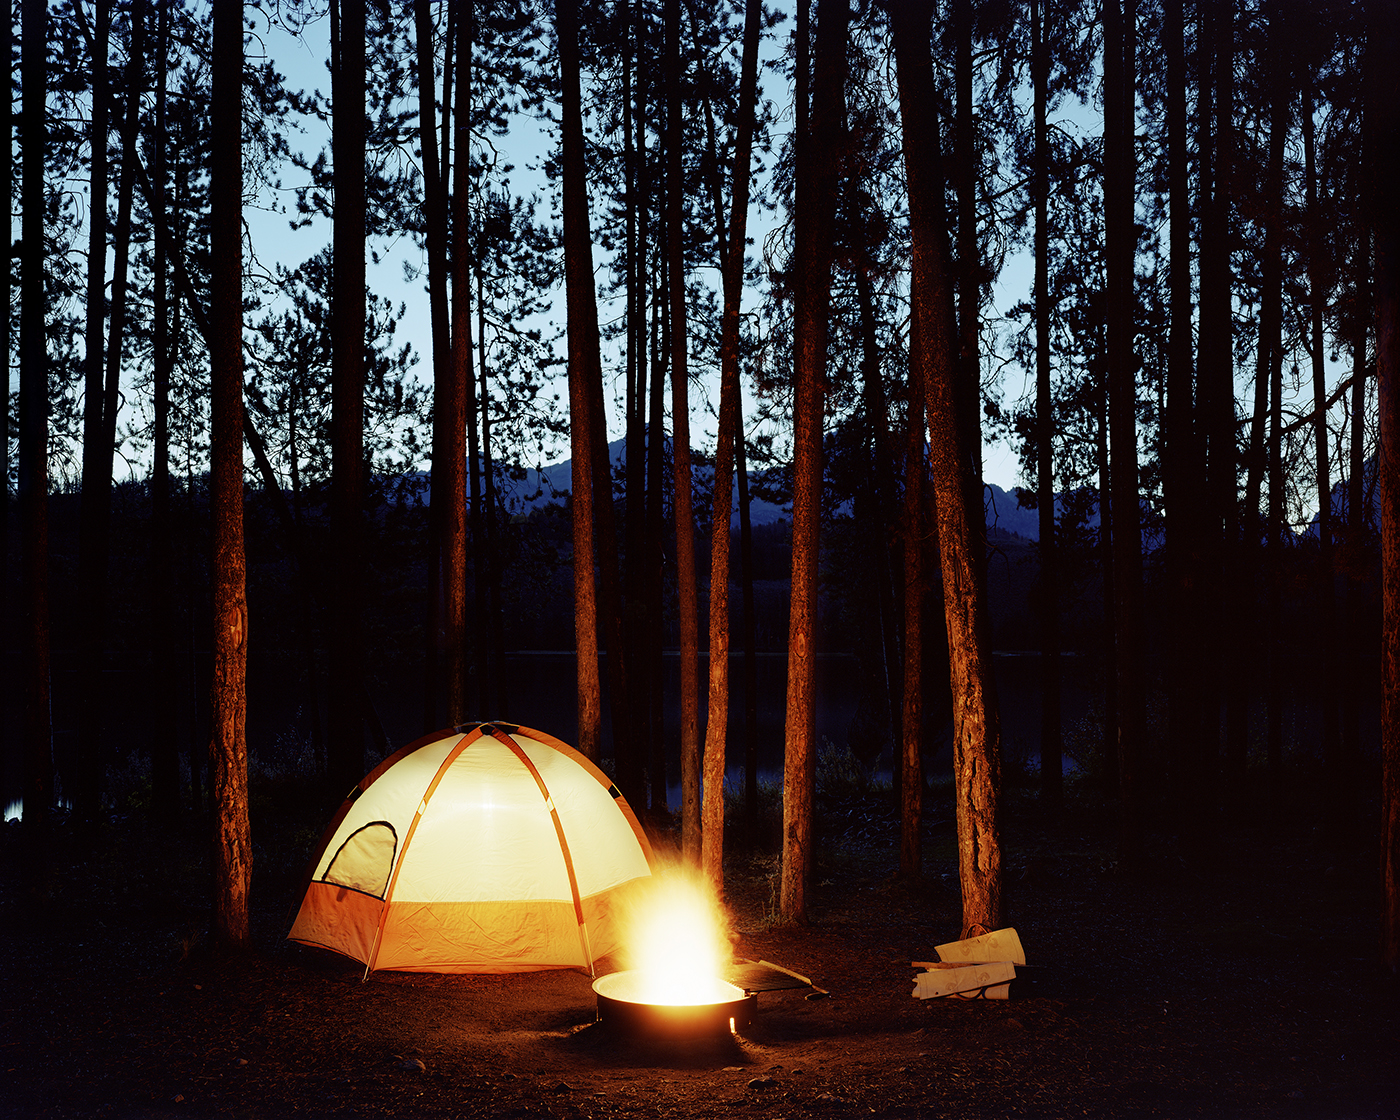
[{"xmin": 619, "ymin": 869, "xmax": 734, "ymax": 1005}]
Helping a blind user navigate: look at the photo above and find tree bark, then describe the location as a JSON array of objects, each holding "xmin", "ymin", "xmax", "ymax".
[
  {"xmin": 737, "ymin": 393, "xmax": 760, "ymax": 840},
  {"xmin": 892, "ymin": 0, "xmax": 1002, "ymax": 937},
  {"xmin": 1210, "ymin": 0, "xmax": 1247, "ymax": 804},
  {"xmin": 647, "ymin": 254, "xmax": 668, "ymax": 806},
  {"xmin": 666, "ymin": 0, "xmax": 701, "ymax": 864},
  {"xmin": 1105, "ymin": 0, "xmax": 1144, "ymax": 867},
  {"xmin": 328, "ymin": 0, "xmax": 367, "ymax": 791},
  {"xmin": 953, "ymin": 0, "xmax": 981, "ymax": 494},
  {"xmin": 20, "ymin": 0, "xmax": 52, "ymax": 898},
  {"xmin": 75, "ymin": 0, "xmax": 111, "ymax": 829},
  {"xmin": 1032, "ymin": 0, "xmax": 1062, "ymax": 812},
  {"xmin": 1302, "ymin": 73, "xmax": 1342, "ymax": 824},
  {"xmin": 558, "ymin": 0, "xmax": 603, "ymax": 763},
  {"xmin": 701, "ymin": 0, "xmax": 762, "ymax": 889},
  {"xmin": 1096, "ymin": 362, "xmax": 1118, "ymax": 795},
  {"xmin": 1369, "ymin": 0, "xmax": 1400, "ymax": 980},
  {"xmin": 1262, "ymin": 22, "xmax": 1288, "ymax": 787},
  {"xmin": 414, "ymin": 0, "xmax": 450, "ymax": 730},
  {"xmin": 899, "ymin": 353, "xmax": 926, "ymax": 880},
  {"xmin": 1344, "ymin": 296, "xmax": 1368, "ymax": 784},
  {"xmin": 1164, "ymin": 0, "xmax": 1201, "ymax": 843},
  {"xmin": 854, "ymin": 266, "xmax": 902, "ymax": 764},
  {"xmin": 478, "ymin": 275, "xmax": 507, "ymax": 716},
  {"xmin": 780, "ymin": 0, "xmax": 846, "ymax": 924},
  {"xmin": 623, "ymin": 0, "xmax": 650, "ymax": 784},
  {"xmin": 209, "ymin": 0, "xmax": 250, "ymax": 950},
  {"xmin": 1195, "ymin": 0, "xmax": 1229, "ymax": 824},
  {"xmin": 150, "ymin": 0, "xmax": 179, "ymax": 824},
  {"xmin": 1, "ymin": 11, "xmax": 12, "ymax": 827},
  {"xmin": 445, "ymin": 3, "xmax": 472, "ymax": 725}
]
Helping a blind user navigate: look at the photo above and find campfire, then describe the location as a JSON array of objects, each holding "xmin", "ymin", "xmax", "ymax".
[{"xmin": 592, "ymin": 871, "xmax": 754, "ymax": 1040}]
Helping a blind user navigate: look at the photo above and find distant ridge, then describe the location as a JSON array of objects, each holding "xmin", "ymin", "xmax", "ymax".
[{"xmin": 417, "ymin": 437, "xmax": 1116, "ymax": 541}]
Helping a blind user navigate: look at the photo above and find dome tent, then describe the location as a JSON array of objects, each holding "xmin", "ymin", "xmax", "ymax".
[{"xmin": 288, "ymin": 723, "xmax": 654, "ymax": 975}]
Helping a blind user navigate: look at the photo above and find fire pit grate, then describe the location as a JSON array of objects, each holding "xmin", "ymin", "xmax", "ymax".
[{"xmin": 723, "ymin": 958, "xmax": 829, "ymax": 1000}]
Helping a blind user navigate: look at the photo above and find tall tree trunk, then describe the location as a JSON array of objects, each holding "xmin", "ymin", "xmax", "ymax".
[
  {"xmin": 737, "ymin": 393, "xmax": 760, "ymax": 839},
  {"xmin": 1302, "ymin": 73, "xmax": 1342, "ymax": 823},
  {"xmin": 1, "ymin": 12, "xmax": 12, "ymax": 826},
  {"xmin": 329, "ymin": 0, "xmax": 367, "ymax": 790},
  {"xmin": 1163, "ymin": 0, "xmax": 1195, "ymax": 836},
  {"xmin": 75, "ymin": 0, "xmax": 111, "ymax": 830},
  {"xmin": 780, "ymin": 0, "xmax": 847, "ymax": 923},
  {"xmin": 892, "ymin": 0, "xmax": 1002, "ymax": 937},
  {"xmin": 899, "ymin": 351, "xmax": 926, "ymax": 880},
  {"xmin": 150, "ymin": 0, "xmax": 179, "ymax": 824},
  {"xmin": 445, "ymin": 4, "xmax": 472, "ymax": 725},
  {"xmin": 467, "ymin": 222, "xmax": 487, "ymax": 718},
  {"xmin": 20, "ymin": 0, "xmax": 52, "ymax": 897},
  {"xmin": 478, "ymin": 276, "xmax": 507, "ymax": 716},
  {"xmin": 701, "ymin": 0, "xmax": 762, "ymax": 889},
  {"xmin": 854, "ymin": 266, "xmax": 902, "ymax": 762},
  {"xmin": 953, "ymin": 0, "xmax": 981, "ymax": 494},
  {"xmin": 667, "ymin": 0, "xmax": 701, "ymax": 863},
  {"xmin": 209, "ymin": 0, "xmax": 250, "ymax": 950},
  {"xmin": 1096, "ymin": 361, "xmax": 1118, "ymax": 795},
  {"xmin": 1212, "ymin": 0, "xmax": 1247, "ymax": 803},
  {"xmin": 80, "ymin": 0, "xmax": 147, "ymax": 824},
  {"xmin": 1105, "ymin": 0, "xmax": 1144, "ymax": 866},
  {"xmin": 1032, "ymin": 0, "xmax": 1062, "ymax": 812},
  {"xmin": 1261, "ymin": 26, "xmax": 1288, "ymax": 787},
  {"xmin": 623, "ymin": 0, "xmax": 650, "ymax": 774},
  {"xmin": 647, "ymin": 254, "xmax": 668, "ymax": 808},
  {"xmin": 1195, "ymin": 0, "xmax": 1227, "ymax": 825},
  {"xmin": 1369, "ymin": 0, "xmax": 1400, "ymax": 979},
  {"xmin": 558, "ymin": 0, "xmax": 603, "ymax": 763},
  {"xmin": 1344, "ymin": 302, "xmax": 1368, "ymax": 783},
  {"xmin": 414, "ymin": 0, "xmax": 450, "ymax": 730}
]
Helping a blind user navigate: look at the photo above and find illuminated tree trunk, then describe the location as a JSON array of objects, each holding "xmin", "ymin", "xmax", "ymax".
[
  {"xmin": 667, "ymin": 0, "xmax": 701, "ymax": 863},
  {"xmin": 780, "ymin": 0, "xmax": 846, "ymax": 924},
  {"xmin": 209, "ymin": 0, "xmax": 250, "ymax": 949},
  {"xmin": 445, "ymin": 5, "xmax": 472, "ymax": 725},
  {"xmin": 558, "ymin": 0, "xmax": 602, "ymax": 762},
  {"xmin": 414, "ymin": 0, "xmax": 450, "ymax": 730},
  {"xmin": 701, "ymin": 0, "xmax": 761, "ymax": 889},
  {"xmin": 952, "ymin": 0, "xmax": 980, "ymax": 491},
  {"xmin": 892, "ymin": 0, "xmax": 1002, "ymax": 938},
  {"xmin": 899, "ymin": 360, "xmax": 926, "ymax": 881}
]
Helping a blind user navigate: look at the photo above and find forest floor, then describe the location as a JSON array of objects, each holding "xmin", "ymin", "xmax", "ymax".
[{"xmin": 2, "ymin": 773, "xmax": 1397, "ymax": 1120}]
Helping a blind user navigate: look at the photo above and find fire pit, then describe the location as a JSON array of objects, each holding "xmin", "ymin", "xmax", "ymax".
[{"xmin": 593, "ymin": 969, "xmax": 755, "ymax": 1040}]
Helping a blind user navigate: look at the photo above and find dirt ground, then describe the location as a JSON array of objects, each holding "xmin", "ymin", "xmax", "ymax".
[{"xmin": 2, "ymin": 782, "xmax": 1398, "ymax": 1120}]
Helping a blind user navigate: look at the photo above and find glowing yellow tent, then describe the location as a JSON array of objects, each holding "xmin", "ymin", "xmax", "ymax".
[{"xmin": 288, "ymin": 722, "xmax": 654, "ymax": 975}]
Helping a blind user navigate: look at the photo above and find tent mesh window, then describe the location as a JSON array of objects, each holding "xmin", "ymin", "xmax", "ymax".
[{"xmin": 322, "ymin": 821, "xmax": 398, "ymax": 899}]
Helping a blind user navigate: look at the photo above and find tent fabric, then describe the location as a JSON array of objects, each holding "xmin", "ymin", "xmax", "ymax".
[{"xmin": 288, "ymin": 722, "xmax": 654, "ymax": 974}]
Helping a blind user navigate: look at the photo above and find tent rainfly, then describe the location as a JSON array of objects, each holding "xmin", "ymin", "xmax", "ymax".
[{"xmin": 288, "ymin": 723, "xmax": 654, "ymax": 975}]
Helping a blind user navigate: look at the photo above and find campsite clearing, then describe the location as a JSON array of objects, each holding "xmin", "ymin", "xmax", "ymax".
[{"xmin": 2, "ymin": 783, "xmax": 1397, "ymax": 1119}]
